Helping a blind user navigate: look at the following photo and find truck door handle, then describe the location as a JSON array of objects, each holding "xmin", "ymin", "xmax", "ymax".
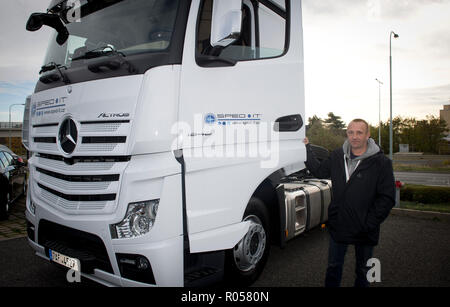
[{"xmin": 274, "ymin": 114, "xmax": 303, "ymax": 132}]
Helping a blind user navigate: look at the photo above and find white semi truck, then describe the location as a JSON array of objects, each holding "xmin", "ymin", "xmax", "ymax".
[{"xmin": 23, "ymin": 0, "xmax": 332, "ymax": 286}]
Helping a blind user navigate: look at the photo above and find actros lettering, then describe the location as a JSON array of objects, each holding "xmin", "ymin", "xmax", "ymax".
[{"xmin": 98, "ymin": 113, "xmax": 130, "ymax": 118}]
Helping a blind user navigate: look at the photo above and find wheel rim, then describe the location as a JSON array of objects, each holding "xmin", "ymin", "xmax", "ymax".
[{"xmin": 233, "ymin": 215, "xmax": 266, "ymax": 272}]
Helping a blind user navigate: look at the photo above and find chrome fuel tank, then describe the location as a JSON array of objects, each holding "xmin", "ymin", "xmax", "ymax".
[{"xmin": 279, "ymin": 179, "xmax": 332, "ymax": 241}]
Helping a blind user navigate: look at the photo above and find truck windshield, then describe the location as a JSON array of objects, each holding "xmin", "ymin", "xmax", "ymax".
[{"xmin": 43, "ymin": 0, "xmax": 180, "ymax": 70}]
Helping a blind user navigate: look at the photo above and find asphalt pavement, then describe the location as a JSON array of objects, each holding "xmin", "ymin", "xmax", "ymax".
[
  {"xmin": 0, "ymin": 197, "xmax": 27, "ymax": 241},
  {"xmin": 0, "ymin": 209, "xmax": 449, "ymax": 287},
  {"xmin": 254, "ymin": 210, "xmax": 450, "ymax": 287}
]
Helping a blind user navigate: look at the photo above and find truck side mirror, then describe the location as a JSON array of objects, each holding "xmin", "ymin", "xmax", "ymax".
[
  {"xmin": 210, "ymin": 0, "xmax": 243, "ymax": 48},
  {"xmin": 26, "ymin": 13, "xmax": 69, "ymax": 46},
  {"xmin": 26, "ymin": 13, "xmax": 45, "ymax": 32}
]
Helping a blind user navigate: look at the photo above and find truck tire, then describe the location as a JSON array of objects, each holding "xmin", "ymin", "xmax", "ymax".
[{"xmin": 224, "ymin": 197, "xmax": 271, "ymax": 286}]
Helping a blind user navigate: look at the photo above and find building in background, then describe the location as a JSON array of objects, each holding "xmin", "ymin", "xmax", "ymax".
[
  {"xmin": 440, "ymin": 105, "xmax": 450, "ymax": 135},
  {"xmin": 0, "ymin": 122, "xmax": 25, "ymax": 156}
]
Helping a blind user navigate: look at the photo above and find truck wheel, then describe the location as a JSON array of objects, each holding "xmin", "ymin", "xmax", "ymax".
[
  {"xmin": 0, "ymin": 191, "xmax": 10, "ymax": 221},
  {"xmin": 224, "ymin": 197, "xmax": 271, "ymax": 286}
]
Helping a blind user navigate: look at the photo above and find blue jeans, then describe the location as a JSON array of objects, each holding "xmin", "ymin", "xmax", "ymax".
[{"xmin": 325, "ymin": 236, "xmax": 374, "ymax": 287}]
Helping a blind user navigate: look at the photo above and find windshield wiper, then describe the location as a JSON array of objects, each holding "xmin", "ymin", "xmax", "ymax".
[
  {"xmin": 72, "ymin": 46, "xmax": 137, "ymax": 74},
  {"xmin": 39, "ymin": 62, "xmax": 70, "ymax": 84},
  {"xmin": 40, "ymin": 62, "xmax": 64, "ymax": 74},
  {"xmin": 72, "ymin": 46, "xmax": 125, "ymax": 61}
]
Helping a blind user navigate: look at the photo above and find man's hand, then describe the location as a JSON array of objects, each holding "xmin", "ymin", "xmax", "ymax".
[{"xmin": 303, "ymin": 137, "xmax": 309, "ymax": 145}]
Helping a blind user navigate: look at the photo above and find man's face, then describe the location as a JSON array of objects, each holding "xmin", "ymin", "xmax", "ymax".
[{"xmin": 346, "ymin": 122, "xmax": 370, "ymax": 150}]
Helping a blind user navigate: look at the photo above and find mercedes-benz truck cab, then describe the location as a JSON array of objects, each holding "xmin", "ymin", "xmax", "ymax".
[{"xmin": 23, "ymin": 0, "xmax": 332, "ymax": 287}]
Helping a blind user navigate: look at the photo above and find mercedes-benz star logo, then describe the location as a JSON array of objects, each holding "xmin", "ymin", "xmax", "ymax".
[{"xmin": 59, "ymin": 118, "xmax": 78, "ymax": 155}]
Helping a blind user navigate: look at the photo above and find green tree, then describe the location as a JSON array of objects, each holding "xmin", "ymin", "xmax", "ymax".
[
  {"xmin": 414, "ymin": 116, "xmax": 448, "ymax": 153},
  {"xmin": 324, "ymin": 112, "xmax": 346, "ymax": 131},
  {"xmin": 370, "ymin": 120, "xmax": 391, "ymax": 153},
  {"xmin": 371, "ymin": 115, "xmax": 448, "ymax": 155},
  {"xmin": 307, "ymin": 115, "xmax": 346, "ymax": 151},
  {"xmin": 307, "ymin": 115, "xmax": 323, "ymax": 129}
]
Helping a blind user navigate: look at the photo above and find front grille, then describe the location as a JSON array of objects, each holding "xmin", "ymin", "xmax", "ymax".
[
  {"xmin": 34, "ymin": 137, "xmax": 56, "ymax": 143},
  {"xmin": 37, "ymin": 153, "xmax": 131, "ymax": 165},
  {"xmin": 31, "ymin": 120, "xmax": 132, "ymax": 215},
  {"xmin": 82, "ymin": 136, "xmax": 127, "ymax": 144},
  {"xmin": 33, "ymin": 154, "xmax": 129, "ymax": 214},
  {"xmin": 38, "ymin": 183, "xmax": 116, "ymax": 202},
  {"xmin": 31, "ymin": 120, "xmax": 130, "ymax": 156},
  {"xmin": 38, "ymin": 219, "xmax": 113, "ymax": 274},
  {"xmin": 40, "ymin": 187, "xmax": 107, "ymax": 211},
  {"xmin": 80, "ymin": 121, "xmax": 128, "ymax": 133},
  {"xmin": 36, "ymin": 143, "xmax": 58, "ymax": 152},
  {"xmin": 36, "ymin": 167, "xmax": 120, "ymax": 182},
  {"xmin": 33, "ymin": 123, "xmax": 59, "ymax": 128},
  {"xmin": 78, "ymin": 143, "xmax": 119, "ymax": 152}
]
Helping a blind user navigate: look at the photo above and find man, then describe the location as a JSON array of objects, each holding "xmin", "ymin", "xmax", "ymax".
[{"xmin": 303, "ymin": 119, "xmax": 395, "ymax": 287}]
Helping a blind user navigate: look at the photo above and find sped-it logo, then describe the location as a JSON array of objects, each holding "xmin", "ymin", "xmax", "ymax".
[{"xmin": 204, "ymin": 113, "xmax": 217, "ymax": 125}]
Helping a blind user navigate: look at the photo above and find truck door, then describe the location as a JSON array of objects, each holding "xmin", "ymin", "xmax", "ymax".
[
  {"xmin": 177, "ymin": 0, "xmax": 306, "ymax": 235},
  {"xmin": 179, "ymin": 0, "xmax": 304, "ymax": 147}
]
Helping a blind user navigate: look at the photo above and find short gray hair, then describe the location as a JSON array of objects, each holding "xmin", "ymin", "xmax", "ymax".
[{"xmin": 348, "ymin": 119, "xmax": 369, "ymax": 133}]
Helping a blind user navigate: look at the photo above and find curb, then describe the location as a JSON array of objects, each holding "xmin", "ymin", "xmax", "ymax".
[{"xmin": 391, "ymin": 207, "xmax": 450, "ymax": 223}]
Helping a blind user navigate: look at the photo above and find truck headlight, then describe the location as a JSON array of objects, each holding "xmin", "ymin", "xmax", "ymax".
[{"xmin": 110, "ymin": 200, "xmax": 159, "ymax": 239}]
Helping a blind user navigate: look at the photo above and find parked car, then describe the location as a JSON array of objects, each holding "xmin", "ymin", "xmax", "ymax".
[{"xmin": 0, "ymin": 145, "xmax": 27, "ymax": 220}]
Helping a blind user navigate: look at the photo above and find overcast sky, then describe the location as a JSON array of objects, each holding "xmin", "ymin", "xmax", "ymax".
[{"xmin": 0, "ymin": 0, "xmax": 449, "ymax": 126}]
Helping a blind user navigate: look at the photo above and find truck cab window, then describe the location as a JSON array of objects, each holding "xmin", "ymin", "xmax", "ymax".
[{"xmin": 196, "ymin": 0, "xmax": 288, "ymax": 63}]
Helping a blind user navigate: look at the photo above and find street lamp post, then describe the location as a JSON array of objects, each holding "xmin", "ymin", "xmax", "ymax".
[
  {"xmin": 389, "ymin": 31, "xmax": 399, "ymax": 160},
  {"xmin": 9, "ymin": 103, "xmax": 25, "ymax": 149},
  {"xmin": 375, "ymin": 78, "xmax": 383, "ymax": 147}
]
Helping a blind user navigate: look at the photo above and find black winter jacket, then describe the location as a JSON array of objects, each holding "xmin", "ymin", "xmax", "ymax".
[{"xmin": 305, "ymin": 144, "xmax": 395, "ymax": 246}]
